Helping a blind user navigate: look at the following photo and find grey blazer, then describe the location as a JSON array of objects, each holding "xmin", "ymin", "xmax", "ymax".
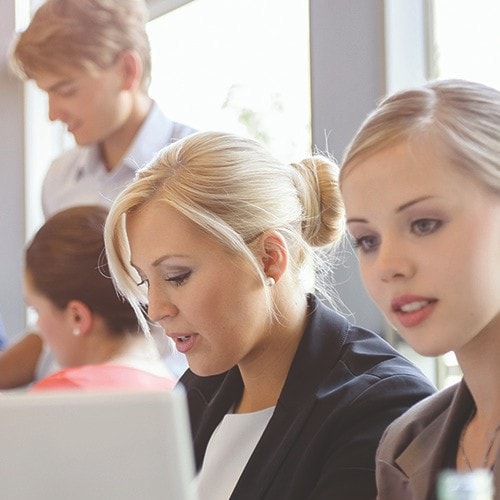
[{"xmin": 376, "ymin": 381, "xmax": 500, "ymax": 499}]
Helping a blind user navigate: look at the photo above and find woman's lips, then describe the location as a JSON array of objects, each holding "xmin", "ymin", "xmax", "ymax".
[
  {"xmin": 172, "ymin": 334, "xmax": 198, "ymax": 354},
  {"xmin": 391, "ymin": 296, "xmax": 438, "ymax": 328}
]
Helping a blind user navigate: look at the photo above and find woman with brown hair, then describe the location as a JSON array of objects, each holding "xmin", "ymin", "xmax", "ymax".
[{"xmin": 23, "ymin": 205, "xmax": 175, "ymax": 391}]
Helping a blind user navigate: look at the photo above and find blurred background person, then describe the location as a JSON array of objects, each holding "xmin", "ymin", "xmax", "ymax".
[
  {"xmin": 3, "ymin": 0, "xmax": 195, "ymax": 388},
  {"xmin": 24, "ymin": 205, "xmax": 176, "ymax": 392}
]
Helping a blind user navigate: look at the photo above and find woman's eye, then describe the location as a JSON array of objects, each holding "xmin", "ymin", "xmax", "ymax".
[
  {"xmin": 412, "ymin": 219, "xmax": 442, "ymax": 235},
  {"xmin": 58, "ymin": 87, "xmax": 77, "ymax": 97},
  {"xmin": 351, "ymin": 235, "xmax": 379, "ymax": 253},
  {"xmin": 165, "ymin": 271, "xmax": 191, "ymax": 287}
]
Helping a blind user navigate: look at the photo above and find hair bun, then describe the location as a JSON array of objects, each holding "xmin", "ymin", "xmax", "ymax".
[{"xmin": 292, "ymin": 155, "xmax": 345, "ymax": 248}]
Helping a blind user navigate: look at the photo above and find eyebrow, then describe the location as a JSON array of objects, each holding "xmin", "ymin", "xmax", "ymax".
[
  {"xmin": 346, "ymin": 195, "xmax": 437, "ymax": 225},
  {"xmin": 45, "ymin": 79, "xmax": 74, "ymax": 93},
  {"xmin": 130, "ymin": 254, "xmax": 188, "ymax": 271},
  {"xmin": 152, "ymin": 254, "xmax": 187, "ymax": 267}
]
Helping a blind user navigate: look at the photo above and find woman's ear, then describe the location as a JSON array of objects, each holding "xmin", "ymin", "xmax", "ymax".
[
  {"xmin": 66, "ymin": 300, "xmax": 93, "ymax": 337},
  {"xmin": 259, "ymin": 230, "xmax": 288, "ymax": 284},
  {"xmin": 117, "ymin": 49, "xmax": 143, "ymax": 92}
]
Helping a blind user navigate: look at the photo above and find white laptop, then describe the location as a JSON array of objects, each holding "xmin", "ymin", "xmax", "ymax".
[{"xmin": 0, "ymin": 388, "xmax": 198, "ymax": 500}]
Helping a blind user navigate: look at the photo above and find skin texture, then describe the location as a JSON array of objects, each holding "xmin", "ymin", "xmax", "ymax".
[
  {"xmin": 36, "ymin": 67, "xmax": 128, "ymax": 145},
  {"xmin": 126, "ymin": 200, "xmax": 307, "ymax": 413},
  {"xmin": 33, "ymin": 50, "xmax": 151, "ymax": 170},
  {"xmin": 0, "ymin": 333, "xmax": 42, "ymax": 388},
  {"xmin": 23, "ymin": 271, "xmax": 83, "ymax": 368},
  {"xmin": 341, "ymin": 136, "xmax": 500, "ymax": 470},
  {"xmin": 341, "ymin": 138, "xmax": 500, "ymax": 360},
  {"xmin": 23, "ymin": 267, "xmax": 166, "ymax": 375}
]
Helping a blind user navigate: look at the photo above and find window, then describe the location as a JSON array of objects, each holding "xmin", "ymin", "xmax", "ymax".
[
  {"xmin": 431, "ymin": 0, "xmax": 500, "ymax": 88},
  {"xmin": 146, "ymin": 0, "xmax": 311, "ymax": 162}
]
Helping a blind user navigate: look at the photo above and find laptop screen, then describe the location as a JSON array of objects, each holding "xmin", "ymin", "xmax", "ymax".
[{"xmin": 0, "ymin": 388, "xmax": 197, "ymax": 500}]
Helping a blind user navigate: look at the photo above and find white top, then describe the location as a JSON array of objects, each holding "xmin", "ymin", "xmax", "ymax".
[
  {"xmin": 195, "ymin": 406, "xmax": 275, "ymax": 500},
  {"xmin": 42, "ymin": 102, "xmax": 197, "ymax": 218}
]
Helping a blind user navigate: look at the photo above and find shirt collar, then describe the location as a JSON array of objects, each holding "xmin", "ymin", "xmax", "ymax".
[
  {"xmin": 72, "ymin": 101, "xmax": 175, "ymax": 178},
  {"xmin": 73, "ymin": 145, "xmax": 103, "ymax": 179},
  {"xmin": 122, "ymin": 101, "xmax": 175, "ymax": 172}
]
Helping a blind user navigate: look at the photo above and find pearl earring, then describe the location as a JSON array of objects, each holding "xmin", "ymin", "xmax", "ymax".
[
  {"xmin": 72, "ymin": 327, "xmax": 81, "ymax": 337},
  {"xmin": 266, "ymin": 276, "xmax": 276, "ymax": 287}
]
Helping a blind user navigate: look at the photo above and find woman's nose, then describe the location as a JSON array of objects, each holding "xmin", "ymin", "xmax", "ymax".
[
  {"xmin": 376, "ymin": 241, "xmax": 414, "ymax": 283},
  {"xmin": 146, "ymin": 287, "xmax": 179, "ymax": 323}
]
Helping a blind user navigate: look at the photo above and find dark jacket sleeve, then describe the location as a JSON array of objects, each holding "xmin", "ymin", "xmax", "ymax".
[
  {"xmin": 306, "ymin": 372, "xmax": 435, "ymax": 499},
  {"xmin": 261, "ymin": 352, "xmax": 436, "ymax": 500}
]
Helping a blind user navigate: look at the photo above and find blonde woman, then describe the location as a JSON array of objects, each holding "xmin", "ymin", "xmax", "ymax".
[
  {"xmin": 340, "ymin": 79, "xmax": 500, "ymax": 499},
  {"xmin": 104, "ymin": 131, "xmax": 434, "ymax": 499}
]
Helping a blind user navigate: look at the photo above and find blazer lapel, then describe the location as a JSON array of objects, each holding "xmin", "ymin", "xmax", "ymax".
[
  {"xmin": 231, "ymin": 297, "xmax": 349, "ymax": 498},
  {"xmin": 396, "ymin": 382, "xmax": 474, "ymax": 499},
  {"xmin": 192, "ymin": 369, "xmax": 244, "ymax": 468}
]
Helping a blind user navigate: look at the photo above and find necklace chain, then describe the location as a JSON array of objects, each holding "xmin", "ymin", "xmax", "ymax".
[{"xmin": 459, "ymin": 411, "xmax": 500, "ymax": 471}]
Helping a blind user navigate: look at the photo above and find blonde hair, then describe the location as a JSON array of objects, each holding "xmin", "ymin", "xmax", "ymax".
[
  {"xmin": 10, "ymin": 0, "xmax": 151, "ymax": 92},
  {"xmin": 104, "ymin": 131, "xmax": 345, "ymax": 331},
  {"xmin": 341, "ymin": 79, "xmax": 500, "ymax": 193}
]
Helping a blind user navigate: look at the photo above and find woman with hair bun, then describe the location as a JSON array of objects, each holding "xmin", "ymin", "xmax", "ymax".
[{"xmin": 104, "ymin": 131, "xmax": 435, "ymax": 499}]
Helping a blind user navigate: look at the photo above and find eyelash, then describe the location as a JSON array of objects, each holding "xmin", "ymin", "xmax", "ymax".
[
  {"xmin": 351, "ymin": 235, "xmax": 377, "ymax": 253},
  {"xmin": 136, "ymin": 271, "xmax": 191, "ymax": 288},
  {"xmin": 412, "ymin": 218, "xmax": 442, "ymax": 235},
  {"xmin": 351, "ymin": 218, "xmax": 443, "ymax": 254},
  {"xmin": 165, "ymin": 271, "xmax": 191, "ymax": 287}
]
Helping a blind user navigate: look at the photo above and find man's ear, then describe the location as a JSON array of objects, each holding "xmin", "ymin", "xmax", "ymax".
[
  {"xmin": 259, "ymin": 230, "xmax": 288, "ymax": 284},
  {"xmin": 117, "ymin": 49, "xmax": 143, "ymax": 92},
  {"xmin": 66, "ymin": 300, "xmax": 93, "ymax": 337}
]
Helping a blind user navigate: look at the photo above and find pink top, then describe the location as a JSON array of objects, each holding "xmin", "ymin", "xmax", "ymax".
[{"xmin": 30, "ymin": 364, "xmax": 176, "ymax": 392}]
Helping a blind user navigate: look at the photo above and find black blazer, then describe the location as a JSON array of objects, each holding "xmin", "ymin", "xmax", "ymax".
[{"xmin": 180, "ymin": 295, "xmax": 436, "ymax": 499}]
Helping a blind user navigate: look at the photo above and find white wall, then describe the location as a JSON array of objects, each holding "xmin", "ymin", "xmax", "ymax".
[
  {"xmin": 309, "ymin": 0, "xmax": 429, "ymax": 335},
  {"xmin": 309, "ymin": 0, "xmax": 387, "ymax": 332}
]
